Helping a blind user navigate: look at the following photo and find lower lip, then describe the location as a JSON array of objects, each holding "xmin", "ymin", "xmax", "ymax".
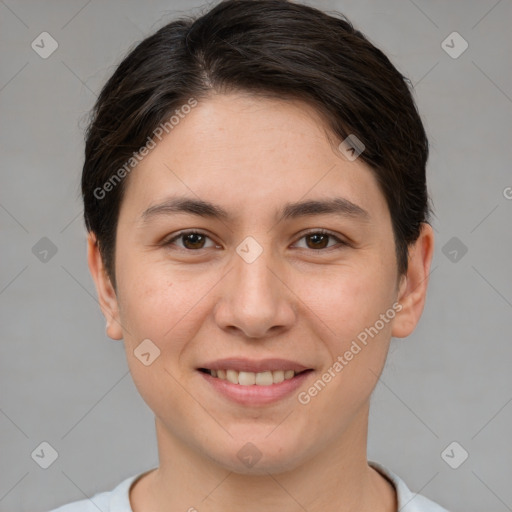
[{"xmin": 198, "ymin": 370, "xmax": 314, "ymax": 406}]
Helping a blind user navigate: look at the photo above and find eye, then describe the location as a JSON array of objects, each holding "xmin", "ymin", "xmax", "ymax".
[
  {"xmin": 293, "ymin": 229, "xmax": 347, "ymax": 250},
  {"xmin": 163, "ymin": 229, "xmax": 347, "ymax": 252},
  {"xmin": 164, "ymin": 230, "xmax": 218, "ymax": 250}
]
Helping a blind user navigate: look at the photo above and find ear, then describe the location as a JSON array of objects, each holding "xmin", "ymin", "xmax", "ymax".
[
  {"xmin": 392, "ymin": 223, "xmax": 435, "ymax": 338},
  {"xmin": 87, "ymin": 232, "xmax": 123, "ymax": 340}
]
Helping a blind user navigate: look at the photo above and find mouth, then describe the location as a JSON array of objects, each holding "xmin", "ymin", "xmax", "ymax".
[
  {"xmin": 198, "ymin": 367, "xmax": 312, "ymax": 386},
  {"xmin": 196, "ymin": 358, "xmax": 315, "ymax": 405}
]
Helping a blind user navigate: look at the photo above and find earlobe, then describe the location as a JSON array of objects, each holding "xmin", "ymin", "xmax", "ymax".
[
  {"xmin": 86, "ymin": 233, "xmax": 124, "ymax": 340},
  {"xmin": 391, "ymin": 223, "xmax": 435, "ymax": 339}
]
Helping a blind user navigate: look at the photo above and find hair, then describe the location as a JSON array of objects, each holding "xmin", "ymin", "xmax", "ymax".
[{"xmin": 82, "ymin": 0, "xmax": 430, "ymax": 290}]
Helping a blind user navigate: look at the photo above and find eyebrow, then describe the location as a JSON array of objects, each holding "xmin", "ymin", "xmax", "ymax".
[{"xmin": 139, "ymin": 196, "xmax": 370, "ymax": 225}]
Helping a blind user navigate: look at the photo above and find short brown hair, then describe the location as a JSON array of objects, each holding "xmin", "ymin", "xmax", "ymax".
[{"xmin": 82, "ymin": 0, "xmax": 430, "ymax": 289}]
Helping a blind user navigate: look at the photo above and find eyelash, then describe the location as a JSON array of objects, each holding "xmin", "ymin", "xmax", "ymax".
[{"xmin": 162, "ymin": 229, "xmax": 348, "ymax": 252}]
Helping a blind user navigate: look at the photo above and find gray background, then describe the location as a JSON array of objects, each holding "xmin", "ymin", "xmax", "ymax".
[{"xmin": 1, "ymin": 0, "xmax": 511, "ymax": 511}]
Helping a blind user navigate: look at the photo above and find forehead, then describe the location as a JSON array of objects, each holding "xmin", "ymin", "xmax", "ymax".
[{"xmin": 118, "ymin": 92, "xmax": 389, "ymax": 225}]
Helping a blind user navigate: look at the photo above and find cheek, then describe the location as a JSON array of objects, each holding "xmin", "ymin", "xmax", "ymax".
[
  {"xmin": 119, "ymin": 274, "xmax": 177, "ymax": 345},
  {"xmin": 307, "ymin": 262, "xmax": 395, "ymax": 339},
  {"xmin": 115, "ymin": 257, "xmax": 219, "ymax": 364},
  {"xmin": 116, "ymin": 265, "xmax": 203, "ymax": 418},
  {"xmin": 295, "ymin": 269, "xmax": 396, "ymax": 419},
  {"xmin": 115, "ymin": 241, "xmax": 187, "ymax": 332}
]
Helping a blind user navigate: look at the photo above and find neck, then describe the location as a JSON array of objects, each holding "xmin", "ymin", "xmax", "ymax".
[{"xmin": 130, "ymin": 402, "xmax": 397, "ymax": 512}]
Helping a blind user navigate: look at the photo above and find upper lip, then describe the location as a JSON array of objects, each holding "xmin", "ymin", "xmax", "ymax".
[{"xmin": 198, "ymin": 358, "xmax": 311, "ymax": 373}]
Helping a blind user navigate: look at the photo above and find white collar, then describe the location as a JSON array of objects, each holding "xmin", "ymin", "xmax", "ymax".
[{"xmin": 106, "ymin": 462, "xmax": 450, "ymax": 512}]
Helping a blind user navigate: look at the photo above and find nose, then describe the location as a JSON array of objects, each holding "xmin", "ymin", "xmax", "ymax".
[{"xmin": 213, "ymin": 241, "xmax": 296, "ymax": 339}]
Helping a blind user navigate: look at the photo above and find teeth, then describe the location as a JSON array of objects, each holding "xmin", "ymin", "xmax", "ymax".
[
  {"xmin": 226, "ymin": 369, "xmax": 238, "ymax": 384},
  {"xmin": 273, "ymin": 370, "xmax": 285, "ymax": 383},
  {"xmin": 239, "ymin": 371, "xmax": 256, "ymax": 385},
  {"xmin": 255, "ymin": 371, "xmax": 273, "ymax": 386},
  {"xmin": 210, "ymin": 368, "xmax": 298, "ymax": 385}
]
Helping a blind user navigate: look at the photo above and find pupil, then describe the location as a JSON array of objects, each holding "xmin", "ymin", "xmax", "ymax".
[
  {"xmin": 309, "ymin": 234, "xmax": 328, "ymax": 249},
  {"xmin": 185, "ymin": 233, "xmax": 203, "ymax": 248},
  {"xmin": 181, "ymin": 233, "xmax": 329, "ymax": 250}
]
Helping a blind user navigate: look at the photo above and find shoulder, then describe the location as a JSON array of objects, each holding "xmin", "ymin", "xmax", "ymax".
[
  {"xmin": 48, "ymin": 492, "xmax": 110, "ymax": 512},
  {"xmin": 368, "ymin": 460, "xmax": 451, "ymax": 512},
  {"xmin": 47, "ymin": 472, "xmax": 144, "ymax": 512}
]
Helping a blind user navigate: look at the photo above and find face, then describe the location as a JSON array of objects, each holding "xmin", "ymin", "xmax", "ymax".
[{"xmin": 89, "ymin": 92, "xmax": 433, "ymax": 475}]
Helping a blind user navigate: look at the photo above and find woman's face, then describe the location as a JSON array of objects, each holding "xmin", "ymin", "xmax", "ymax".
[{"xmin": 90, "ymin": 92, "xmax": 425, "ymax": 474}]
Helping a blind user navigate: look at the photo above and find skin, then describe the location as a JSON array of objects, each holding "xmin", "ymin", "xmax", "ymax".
[{"xmin": 88, "ymin": 92, "xmax": 434, "ymax": 512}]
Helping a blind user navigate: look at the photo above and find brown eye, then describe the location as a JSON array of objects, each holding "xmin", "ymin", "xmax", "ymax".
[
  {"xmin": 181, "ymin": 232, "xmax": 206, "ymax": 249},
  {"xmin": 164, "ymin": 231, "xmax": 217, "ymax": 250},
  {"xmin": 294, "ymin": 230, "xmax": 346, "ymax": 250},
  {"xmin": 305, "ymin": 233, "xmax": 330, "ymax": 249}
]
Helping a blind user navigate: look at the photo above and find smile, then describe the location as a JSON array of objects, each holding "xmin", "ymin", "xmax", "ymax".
[
  {"xmin": 199, "ymin": 368, "xmax": 305, "ymax": 386},
  {"xmin": 197, "ymin": 367, "xmax": 314, "ymax": 406}
]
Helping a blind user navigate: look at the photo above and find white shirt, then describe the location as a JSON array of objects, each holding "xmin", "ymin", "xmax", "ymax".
[{"xmin": 48, "ymin": 461, "xmax": 450, "ymax": 511}]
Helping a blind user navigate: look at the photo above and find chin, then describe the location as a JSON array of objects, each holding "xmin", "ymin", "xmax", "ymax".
[{"xmin": 204, "ymin": 435, "xmax": 309, "ymax": 476}]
